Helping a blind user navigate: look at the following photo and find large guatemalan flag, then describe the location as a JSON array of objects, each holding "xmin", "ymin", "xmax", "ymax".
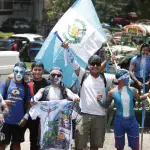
[{"xmin": 35, "ymin": 0, "xmax": 106, "ymax": 87}]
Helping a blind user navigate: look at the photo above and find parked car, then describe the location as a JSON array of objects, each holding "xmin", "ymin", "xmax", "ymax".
[
  {"xmin": 8, "ymin": 33, "xmax": 44, "ymax": 61},
  {"xmin": 1, "ymin": 18, "xmax": 34, "ymax": 33},
  {"xmin": 0, "ymin": 39, "xmax": 14, "ymax": 51}
]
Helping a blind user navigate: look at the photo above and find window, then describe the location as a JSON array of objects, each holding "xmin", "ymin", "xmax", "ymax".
[
  {"xmin": 0, "ymin": 0, "xmax": 13, "ymax": 10},
  {"xmin": 34, "ymin": 37, "xmax": 44, "ymax": 42},
  {"xmin": 4, "ymin": 0, "xmax": 13, "ymax": 9},
  {"xmin": 13, "ymin": 0, "xmax": 32, "ymax": 5},
  {"xmin": 30, "ymin": 42, "xmax": 42, "ymax": 49}
]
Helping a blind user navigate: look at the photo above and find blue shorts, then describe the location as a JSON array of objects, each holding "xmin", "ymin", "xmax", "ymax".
[{"xmin": 114, "ymin": 116, "xmax": 139, "ymax": 149}]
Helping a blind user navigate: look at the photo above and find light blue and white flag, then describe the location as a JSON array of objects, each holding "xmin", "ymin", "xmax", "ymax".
[{"xmin": 35, "ymin": 0, "xmax": 106, "ymax": 87}]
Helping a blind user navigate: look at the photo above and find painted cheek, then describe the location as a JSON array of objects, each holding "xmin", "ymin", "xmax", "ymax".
[{"xmin": 124, "ymin": 78, "xmax": 129, "ymax": 85}]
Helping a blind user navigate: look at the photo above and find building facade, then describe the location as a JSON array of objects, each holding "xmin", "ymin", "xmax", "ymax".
[{"xmin": 0, "ymin": 0, "xmax": 44, "ymax": 27}]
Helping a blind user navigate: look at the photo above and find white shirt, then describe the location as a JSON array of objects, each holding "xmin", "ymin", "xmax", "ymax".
[
  {"xmin": 33, "ymin": 85, "xmax": 79, "ymax": 101},
  {"xmin": 78, "ymin": 68, "xmax": 115, "ymax": 116}
]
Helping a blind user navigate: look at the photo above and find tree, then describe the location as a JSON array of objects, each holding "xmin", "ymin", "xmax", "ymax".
[{"xmin": 46, "ymin": 0, "xmax": 74, "ymax": 21}]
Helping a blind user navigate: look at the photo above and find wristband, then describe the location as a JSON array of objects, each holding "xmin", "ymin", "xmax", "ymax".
[
  {"xmin": 99, "ymin": 100, "xmax": 104, "ymax": 105},
  {"xmin": 24, "ymin": 113, "xmax": 29, "ymax": 120}
]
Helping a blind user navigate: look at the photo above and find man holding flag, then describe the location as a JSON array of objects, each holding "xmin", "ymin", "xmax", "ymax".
[{"xmin": 61, "ymin": 42, "xmax": 116, "ymax": 150}]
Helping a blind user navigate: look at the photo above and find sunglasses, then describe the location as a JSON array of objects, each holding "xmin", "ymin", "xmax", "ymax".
[
  {"xmin": 51, "ymin": 74, "xmax": 62, "ymax": 78},
  {"xmin": 90, "ymin": 62, "xmax": 101, "ymax": 66}
]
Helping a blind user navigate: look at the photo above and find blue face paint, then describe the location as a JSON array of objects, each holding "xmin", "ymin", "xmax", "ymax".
[
  {"xmin": 14, "ymin": 66, "xmax": 26, "ymax": 81},
  {"xmin": 124, "ymin": 78, "xmax": 129, "ymax": 86}
]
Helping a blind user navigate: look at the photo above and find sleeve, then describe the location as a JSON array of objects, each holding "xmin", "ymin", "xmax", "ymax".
[
  {"xmin": 32, "ymin": 88, "xmax": 45, "ymax": 102},
  {"xmin": 77, "ymin": 67, "xmax": 86, "ymax": 84},
  {"xmin": 129, "ymin": 56, "xmax": 136, "ymax": 71},
  {"xmin": 29, "ymin": 103, "xmax": 40, "ymax": 120},
  {"xmin": 104, "ymin": 73, "xmax": 116, "ymax": 87},
  {"xmin": 0, "ymin": 81, "xmax": 6, "ymax": 98},
  {"xmin": 66, "ymin": 88, "xmax": 79, "ymax": 101}
]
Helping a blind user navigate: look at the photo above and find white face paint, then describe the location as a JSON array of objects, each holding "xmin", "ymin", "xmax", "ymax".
[
  {"xmin": 14, "ymin": 66, "xmax": 26, "ymax": 81},
  {"xmin": 50, "ymin": 70, "xmax": 63, "ymax": 85}
]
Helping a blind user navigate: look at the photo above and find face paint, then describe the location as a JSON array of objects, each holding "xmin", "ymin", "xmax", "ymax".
[
  {"xmin": 49, "ymin": 70, "xmax": 63, "ymax": 85},
  {"xmin": 14, "ymin": 66, "xmax": 26, "ymax": 81},
  {"xmin": 124, "ymin": 78, "xmax": 129, "ymax": 86}
]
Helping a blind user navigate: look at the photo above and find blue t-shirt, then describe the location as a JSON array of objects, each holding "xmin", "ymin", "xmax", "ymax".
[
  {"xmin": 0, "ymin": 79, "xmax": 32, "ymax": 125},
  {"xmin": 130, "ymin": 56, "xmax": 150, "ymax": 78}
]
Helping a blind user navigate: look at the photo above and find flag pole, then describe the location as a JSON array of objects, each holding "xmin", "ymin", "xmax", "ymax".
[
  {"xmin": 141, "ymin": 65, "xmax": 146, "ymax": 150},
  {"xmin": 105, "ymin": 42, "xmax": 118, "ymax": 132},
  {"xmin": 105, "ymin": 46, "xmax": 109, "ymax": 131},
  {"xmin": 106, "ymin": 43, "xmax": 119, "ymax": 72}
]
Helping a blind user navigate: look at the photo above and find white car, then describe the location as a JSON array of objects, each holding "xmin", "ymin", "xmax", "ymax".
[
  {"xmin": 8, "ymin": 33, "xmax": 44, "ymax": 42},
  {"xmin": 0, "ymin": 51, "xmax": 20, "ymax": 80},
  {"xmin": 8, "ymin": 33, "xmax": 44, "ymax": 61}
]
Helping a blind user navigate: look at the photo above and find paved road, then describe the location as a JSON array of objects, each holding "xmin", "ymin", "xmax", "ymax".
[{"xmin": 6, "ymin": 128, "xmax": 150, "ymax": 150}]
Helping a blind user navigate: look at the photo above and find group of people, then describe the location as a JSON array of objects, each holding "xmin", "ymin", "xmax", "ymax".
[{"xmin": 0, "ymin": 42, "xmax": 149, "ymax": 150}]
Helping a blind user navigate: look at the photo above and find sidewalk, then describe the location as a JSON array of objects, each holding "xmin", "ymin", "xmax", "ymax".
[{"xmin": 6, "ymin": 129, "xmax": 150, "ymax": 150}]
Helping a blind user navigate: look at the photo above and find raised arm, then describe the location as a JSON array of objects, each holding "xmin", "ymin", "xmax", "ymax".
[{"xmin": 61, "ymin": 42, "xmax": 80, "ymax": 76}]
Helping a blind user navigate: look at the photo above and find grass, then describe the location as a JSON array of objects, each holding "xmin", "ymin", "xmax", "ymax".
[
  {"xmin": 0, "ymin": 31, "xmax": 14, "ymax": 39},
  {"xmin": 25, "ymin": 62, "xmax": 32, "ymax": 69}
]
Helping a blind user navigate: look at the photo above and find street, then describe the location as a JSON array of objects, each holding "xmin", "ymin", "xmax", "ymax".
[{"xmin": 6, "ymin": 128, "xmax": 150, "ymax": 150}]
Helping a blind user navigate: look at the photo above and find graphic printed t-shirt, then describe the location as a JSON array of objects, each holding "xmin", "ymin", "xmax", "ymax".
[
  {"xmin": 29, "ymin": 100, "xmax": 74, "ymax": 150},
  {"xmin": 0, "ymin": 79, "xmax": 32, "ymax": 124}
]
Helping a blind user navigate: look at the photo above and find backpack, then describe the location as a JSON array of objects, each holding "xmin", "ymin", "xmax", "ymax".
[
  {"xmin": 80, "ymin": 71, "xmax": 107, "ymax": 88},
  {"xmin": 3, "ymin": 78, "xmax": 29, "ymax": 109},
  {"xmin": 39, "ymin": 82, "xmax": 68, "ymax": 101}
]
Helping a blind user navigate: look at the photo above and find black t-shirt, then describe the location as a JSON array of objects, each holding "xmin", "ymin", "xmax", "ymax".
[{"xmin": 33, "ymin": 78, "xmax": 49, "ymax": 94}]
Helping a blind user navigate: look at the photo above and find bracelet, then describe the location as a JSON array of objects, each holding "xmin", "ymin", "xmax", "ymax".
[{"xmin": 99, "ymin": 100, "xmax": 104, "ymax": 105}]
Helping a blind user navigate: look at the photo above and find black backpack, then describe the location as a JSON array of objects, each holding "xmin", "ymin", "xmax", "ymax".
[
  {"xmin": 39, "ymin": 82, "xmax": 68, "ymax": 101},
  {"xmin": 81, "ymin": 71, "xmax": 107, "ymax": 88},
  {"xmin": 3, "ymin": 78, "xmax": 29, "ymax": 110}
]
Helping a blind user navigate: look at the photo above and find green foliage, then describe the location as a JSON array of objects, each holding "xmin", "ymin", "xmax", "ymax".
[
  {"xmin": 0, "ymin": 32, "xmax": 14, "ymax": 39},
  {"xmin": 25, "ymin": 62, "xmax": 32, "ymax": 69},
  {"xmin": 46, "ymin": 0, "xmax": 74, "ymax": 20},
  {"xmin": 45, "ymin": 0, "xmax": 150, "ymax": 23}
]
